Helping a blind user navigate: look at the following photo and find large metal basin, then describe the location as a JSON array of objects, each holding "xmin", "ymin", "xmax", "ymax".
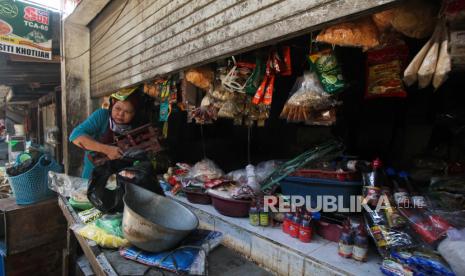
[{"xmin": 122, "ymin": 184, "xmax": 198, "ymax": 252}]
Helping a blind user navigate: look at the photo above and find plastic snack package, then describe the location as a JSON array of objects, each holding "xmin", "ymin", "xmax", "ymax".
[
  {"xmin": 78, "ymin": 207, "xmax": 103, "ymax": 224},
  {"xmin": 417, "ymin": 24, "xmax": 442, "ymax": 89},
  {"xmin": 365, "ymin": 40, "xmax": 409, "ymax": 99},
  {"xmin": 74, "ymin": 223, "xmax": 129, "ymax": 248},
  {"xmin": 433, "ymin": 21, "xmax": 451, "ymax": 90},
  {"xmin": 95, "ymin": 213, "xmax": 124, "ymax": 238},
  {"xmin": 186, "ymin": 67, "xmax": 214, "ymax": 91},
  {"xmin": 189, "ymin": 159, "xmax": 224, "ymax": 182},
  {"xmin": 372, "ymin": 9, "xmax": 395, "ymax": 32},
  {"xmin": 308, "ymin": 49, "xmax": 345, "ymax": 94},
  {"xmin": 391, "ymin": 0, "xmax": 439, "ymax": 39},
  {"xmin": 316, "ymin": 17, "xmax": 380, "ymax": 50}
]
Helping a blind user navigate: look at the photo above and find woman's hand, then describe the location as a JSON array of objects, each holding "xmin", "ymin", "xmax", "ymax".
[{"xmin": 103, "ymin": 145, "xmax": 123, "ymax": 160}]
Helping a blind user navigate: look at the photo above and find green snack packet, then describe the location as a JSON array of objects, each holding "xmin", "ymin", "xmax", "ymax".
[
  {"xmin": 69, "ymin": 198, "xmax": 93, "ymax": 211},
  {"xmin": 95, "ymin": 213, "xmax": 124, "ymax": 238},
  {"xmin": 308, "ymin": 49, "xmax": 345, "ymax": 94}
]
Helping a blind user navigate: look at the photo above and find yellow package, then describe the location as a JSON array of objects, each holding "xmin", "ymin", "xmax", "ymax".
[{"xmin": 77, "ymin": 224, "xmax": 130, "ymax": 248}]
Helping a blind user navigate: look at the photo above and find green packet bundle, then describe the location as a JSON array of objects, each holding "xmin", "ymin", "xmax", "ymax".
[
  {"xmin": 95, "ymin": 213, "xmax": 124, "ymax": 238},
  {"xmin": 69, "ymin": 198, "xmax": 93, "ymax": 211},
  {"xmin": 308, "ymin": 49, "xmax": 345, "ymax": 94}
]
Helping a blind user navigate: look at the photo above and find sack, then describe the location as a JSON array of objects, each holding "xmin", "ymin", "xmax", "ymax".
[
  {"xmin": 316, "ymin": 17, "xmax": 380, "ymax": 50},
  {"xmin": 418, "ymin": 24, "xmax": 442, "ymax": 89},
  {"xmin": 391, "ymin": 0, "xmax": 439, "ymax": 39}
]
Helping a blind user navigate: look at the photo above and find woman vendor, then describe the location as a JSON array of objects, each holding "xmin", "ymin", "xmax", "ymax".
[{"xmin": 69, "ymin": 87, "xmax": 145, "ymax": 179}]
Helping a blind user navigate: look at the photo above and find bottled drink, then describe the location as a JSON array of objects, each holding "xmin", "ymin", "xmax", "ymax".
[
  {"xmin": 298, "ymin": 215, "xmax": 312, "ymax": 243},
  {"xmin": 362, "ymin": 158, "xmax": 384, "ymax": 207},
  {"xmin": 259, "ymin": 205, "xmax": 269, "ymax": 227},
  {"xmin": 289, "ymin": 215, "xmax": 301, "ymax": 238},
  {"xmin": 341, "ymin": 160, "xmax": 372, "ymax": 173},
  {"xmin": 282, "ymin": 213, "xmax": 293, "ymax": 234},
  {"xmin": 338, "ymin": 232, "xmax": 354, "ymax": 258},
  {"xmin": 249, "ymin": 204, "xmax": 259, "ymax": 226},
  {"xmin": 352, "ymin": 234, "xmax": 368, "ymax": 261}
]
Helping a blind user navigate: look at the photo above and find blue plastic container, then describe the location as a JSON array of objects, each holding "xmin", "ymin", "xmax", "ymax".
[
  {"xmin": 7, "ymin": 155, "xmax": 62, "ymax": 205},
  {"xmin": 279, "ymin": 176, "xmax": 362, "ymax": 210}
]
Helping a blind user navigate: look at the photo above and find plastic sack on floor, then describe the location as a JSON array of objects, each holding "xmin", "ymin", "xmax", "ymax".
[
  {"xmin": 438, "ymin": 228, "xmax": 465, "ymax": 276},
  {"xmin": 74, "ymin": 223, "xmax": 129, "ymax": 249},
  {"xmin": 95, "ymin": 213, "xmax": 124, "ymax": 238},
  {"xmin": 120, "ymin": 230, "xmax": 223, "ymax": 275},
  {"xmin": 48, "ymin": 171, "xmax": 88, "ymax": 197}
]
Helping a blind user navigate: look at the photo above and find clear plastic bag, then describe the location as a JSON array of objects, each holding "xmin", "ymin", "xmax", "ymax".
[
  {"xmin": 74, "ymin": 223, "xmax": 129, "ymax": 248},
  {"xmin": 280, "ymin": 72, "xmax": 338, "ymax": 123},
  {"xmin": 48, "ymin": 171, "xmax": 88, "ymax": 197},
  {"xmin": 189, "ymin": 159, "xmax": 224, "ymax": 182}
]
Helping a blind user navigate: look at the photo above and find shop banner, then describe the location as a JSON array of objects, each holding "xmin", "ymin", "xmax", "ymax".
[{"xmin": 0, "ymin": 0, "xmax": 52, "ymax": 60}]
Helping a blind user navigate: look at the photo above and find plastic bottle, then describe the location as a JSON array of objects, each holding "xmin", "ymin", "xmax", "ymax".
[
  {"xmin": 289, "ymin": 215, "xmax": 301, "ymax": 238},
  {"xmin": 298, "ymin": 216, "xmax": 312, "ymax": 243},
  {"xmin": 362, "ymin": 158, "xmax": 384, "ymax": 207},
  {"xmin": 259, "ymin": 205, "xmax": 269, "ymax": 227},
  {"xmin": 352, "ymin": 234, "xmax": 368, "ymax": 261},
  {"xmin": 282, "ymin": 212, "xmax": 292, "ymax": 234},
  {"xmin": 249, "ymin": 203, "xmax": 259, "ymax": 226},
  {"xmin": 338, "ymin": 232, "xmax": 354, "ymax": 258}
]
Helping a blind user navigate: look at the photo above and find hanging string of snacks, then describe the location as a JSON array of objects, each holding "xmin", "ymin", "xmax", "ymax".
[{"xmin": 308, "ymin": 47, "xmax": 345, "ymax": 95}]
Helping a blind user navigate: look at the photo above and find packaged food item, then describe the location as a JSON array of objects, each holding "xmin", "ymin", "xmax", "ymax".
[
  {"xmin": 189, "ymin": 159, "xmax": 224, "ymax": 182},
  {"xmin": 78, "ymin": 207, "xmax": 103, "ymax": 224},
  {"xmin": 308, "ymin": 49, "xmax": 345, "ymax": 94},
  {"xmin": 391, "ymin": 0, "xmax": 439, "ymax": 39},
  {"xmin": 76, "ymin": 223, "xmax": 129, "ymax": 248},
  {"xmin": 338, "ymin": 232, "xmax": 354, "ymax": 258},
  {"xmin": 280, "ymin": 72, "xmax": 339, "ymax": 123},
  {"xmin": 372, "ymin": 9, "xmax": 395, "ymax": 32},
  {"xmin": 404, "ymin": 39, "xmax": 433, "ymax": 87},
  {"xmin": 391, "ymin": 249, "xmax": 456, "ymax": 276},
  {"xmin": 95, "ymin": 213, "xmax": 124, "ymax": 238},
  {"xmin": 418, "ymin": 24, "xmax": 442, "ymax": 89},
  {"xmin": 365, "ymin": 40, "xmax": 409, "ymax": 99},
  {"xmin": 380, "ymin": 258, "xmax": 414, "ymax": 276},
  {"xmin": 433, "ymin": 22, "xmax": 451, "ymax": 90},
  {"xmin": 316, "ymin": 17, "xmax": 380, "ymax": 50},
  {"xmin": 186, "ymin": 67, "xmax": 214, "ymax": 91}
]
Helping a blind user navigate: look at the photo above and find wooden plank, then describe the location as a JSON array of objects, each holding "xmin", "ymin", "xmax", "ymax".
[
  {"xmin": 92, "ymin": 0, "xmax": 322, "ymax": 86},
  {"xmin": 91, "ymin": 0, "xmax": 400, "ymax": 96},
  {"xmin": 90, "ymin": 0, "xmax": 189, "ymax": 62},
  {"xmin": 58, "ymin": 197, "xmax": 117, "ymax": 276},
  {"xmin": 91, "ymin": 0, "xmax": 243, "ymax": 78}
]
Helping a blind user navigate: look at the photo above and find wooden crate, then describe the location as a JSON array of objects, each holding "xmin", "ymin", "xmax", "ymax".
[
  {"xmin": 2, "ymin": 239, "xmax": 64, "ymax": 276},
  {"xmin": 0, "ymin": 197, "xmax": 66, "ymax": 255}
]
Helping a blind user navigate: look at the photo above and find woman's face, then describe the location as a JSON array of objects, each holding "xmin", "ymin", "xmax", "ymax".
[{"xmin": 111, "ymin": 100, "xmax": 135, "ymax": 124}]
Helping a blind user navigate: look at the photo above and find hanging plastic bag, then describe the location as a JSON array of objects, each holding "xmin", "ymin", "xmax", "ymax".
[
  {"xmin": 391, "ymin": 0, "xmax": 439, "ymax": 39},
  {"xmin": 308, "ymin": 49, "xmax": 345, "ymax": 94},
  {"xmin": 433, "ymin": 21, "xmax": 451, "ymax": 90},
  {"xmin": 365, "ymin": 40, "xmax": 409, "ymax": 99},
  {"xmin": 316, "ymin": 17, "xmax": 380, "ymax": 50},
  {"xmin": 74, "ymin": 223, "xmax": 129, "ymax": 248},
  {"xmin": 417, "ymin": 24, "xmax": 442, "ymax": 89},
  {"xmin": 185, "ymin": 67, "xmax": 214, "ymax": 91},
  {"xmin": 372, "ymin": 9, "xmax": 395, "ymax": 32},
  {"xmin": 280, "ymin": 72, "xmax": 337, "ymax": 122}
]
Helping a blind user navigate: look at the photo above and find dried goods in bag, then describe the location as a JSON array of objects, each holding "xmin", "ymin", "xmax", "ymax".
[
  {"xmin": 372, "ymin": 9, "xmax": 395, "ymax": 32},
  {"xmin": 365, "ymin": 40, "xmax": 409, "ymax": 99},
  {"xmin": 404, "ymin": 39, "xmax": 433, "ymax": 87},
  {"xmin": 308, "ymin": 49, "xmax": 345, "ymax": 94},
  {"xmin": 316, "ymin": 17, "xmax": 380, "ymax": 50},
  {"xmin": 186, "ymin": 67, "xmax": 214, "ymax": 91},
  {"xmin": 433, "ymin": 22, "xmax": 451, "ymax": 90},
  {"xmin": 418, "ymin": 24, "xmax": 442, "ymax": 89},
  {"xmin": 391, "ymin": 0, "xmax": 439, "ymax": 39}
]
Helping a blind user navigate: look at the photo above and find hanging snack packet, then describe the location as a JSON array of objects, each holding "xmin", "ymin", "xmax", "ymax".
[
  {"xmin": 365, "ymin": 41, "xmax": 409, "ymax": 99},
  {"xmin": 316, "ymin": 17, "xmax": 380, "ymax": 50},
  {"xmin": 308, "ymin": 49, "xmax": 345, "ymax": 94}
]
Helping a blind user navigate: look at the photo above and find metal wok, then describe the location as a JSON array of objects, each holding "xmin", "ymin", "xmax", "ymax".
[{"xmin": 122, "ymin": 184, "xmax": 198, "ymax": 252}]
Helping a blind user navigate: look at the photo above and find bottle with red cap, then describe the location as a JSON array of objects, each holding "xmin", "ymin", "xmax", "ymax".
[
  {"xmin": 298, "ymin": 215, "xmax": 312, "ymax": 243},
  {"xmin": 289, "ymin": 214, "xmax": 301, "ymax": 238},
  {"xmin": 363, "ymin": 158, "xmax": 385, "ymax": 208},
  {"xmin": 282, "ymin": 212, "xmax": 293, "ymax": 234}
]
